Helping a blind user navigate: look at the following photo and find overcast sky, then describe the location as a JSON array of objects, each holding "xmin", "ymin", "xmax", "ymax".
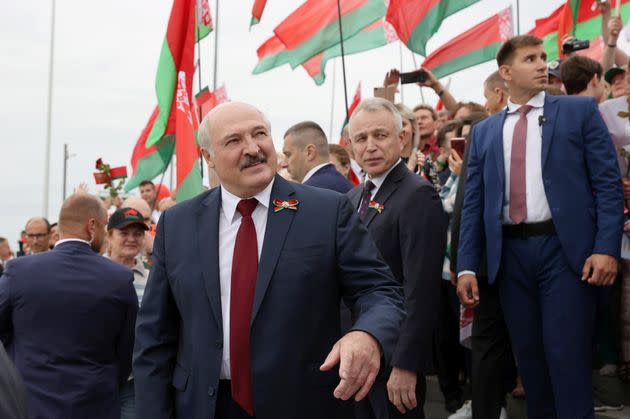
[{"xmin": 0, "ymin": 0, "xmax": 602, "ymax": 247}]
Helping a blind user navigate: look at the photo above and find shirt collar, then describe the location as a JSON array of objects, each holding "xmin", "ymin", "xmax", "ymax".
[
  {"xmin": 55, "ymin": 238, "xmax": 91, "ymax": 247},
  {"xmin": 368, "ymin": 159, "xmax": 402, "ymax": 190},
  {"xmin": 220, "ymin": 178, "xmax": 274, "ymax": 224},
  {"xmin": 507, "ymin": 91, "xmax": 545, "ymax": 114},
  {"xmin": 302, "ymin": 162, "xmax": 331, "ymax": 184}
]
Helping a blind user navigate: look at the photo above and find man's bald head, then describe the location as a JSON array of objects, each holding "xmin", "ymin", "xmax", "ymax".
[
  {"xmin": 121, "ymin": 197, "xmax": 152, "ymax": 222},
  {"xmin": 58, "ymin": 193, "xmax": 108, "ymax": 251},
  {"xmin": 284, "ymin": 121, "xmax": 330, "ymax": 158},
  {"xmin": 198, "ymin": 102, "xmax": 271, "ymax": 154}
]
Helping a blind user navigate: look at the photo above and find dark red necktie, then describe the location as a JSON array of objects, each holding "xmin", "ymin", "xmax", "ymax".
[
  {"xmin": 358, "ymin": 180, "xmax": 375, "ymax": 222},
  {"xmin": 509, "ymin": 105, "xmax": 533, "ymax": 225},
  {"xmin": 230, "ymin": 198, "xmax": 258, "ymax": 416}
]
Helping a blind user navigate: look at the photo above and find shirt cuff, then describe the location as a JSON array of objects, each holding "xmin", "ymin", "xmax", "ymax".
[{"xmin": 457, "ymin": 270, "xmax": 476, "ymax": 278}]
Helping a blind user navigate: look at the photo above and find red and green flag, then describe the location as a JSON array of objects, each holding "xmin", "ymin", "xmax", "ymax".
[
  {"xmin": 195, "ymin": 85, "xmax": 229, "ymax": 119},
  {"xmin": 422, "ymin": 7, "xmax": 513, "ymax": 79},
  {"xmin": 145, "ymin": 0, "xmax": 197, "ymax": 148},
  {"xmin": 175, "ymin": 72, "xmax": 203, "ymax": 202},
  {"xmin": 274, "ymin": 0, "xmax": 386, "ymax": 68},
  {"xmin": 252, "ymin": 35, "xmax": 293, "ymax": 74},
  {"xmin": 529, "ymin": 0, "xmax": 630, "ymax": 61},
  {"xmin": 250, "ymin": 0, "xmax": 268, "ymax": 28},
  {"xmin": 302, "ymin": 18, "xmax": 398, "ymax": 85},
  {"xmin": 557, "ymin": 0, "xmax": 581, "ymax": 55},
  {"xmin": 196, "ymin": 0, "xmax": 213, "ymax": 41},
  {"xmin": 386, "ymin": 0, "xmax": 481, "ymax": 57},
  {"xmin": 125, "ymin": 107, "xmax": 176, "ymax": 192}
]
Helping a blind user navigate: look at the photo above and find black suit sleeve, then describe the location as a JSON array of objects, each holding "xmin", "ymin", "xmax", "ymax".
[
  {"xmin": 392, "ymin": 184, "xmax": 448, "ymax": 372},
  {"xmin": 0, "ymin": 343, "xmax": 27, "ymax": 419},
  {"xmin": 116, "ymin": 271, "xmax": 138, "ymax": 385},
  {"xmin": 0, "ymin": 262, "xmax": 13, "ymax": 347}
]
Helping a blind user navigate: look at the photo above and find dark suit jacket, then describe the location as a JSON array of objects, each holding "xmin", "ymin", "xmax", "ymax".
[
  {"xmin": 348, "ymin": 161, "xmax": 448, "ymax": 373},
  {"xmin": 458, "ymin": 94, "xmax": 624, "ymax": 283},
  {"xmin": 0, "ymin": 342, "xmax": 27, "ymax": 419},
  {"xmin": 133, "ymin": 175, "xmax": 405, "ymax": 419},
  {"xmin": 0, "ymin": 241, "xmax": 138, "ymax": 419},
  {"xmin": 304, "ymin": 163, "xmax": 353, "ymax": 194}
]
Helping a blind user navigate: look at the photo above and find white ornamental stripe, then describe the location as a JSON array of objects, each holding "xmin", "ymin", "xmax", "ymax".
[
  {"xmin": 176, "ymin": 72, "xmax": 193, "ymax": 125},
  {"xmin": 499, "ymin": 8, "xmax": 513, "ymax": 42},
  {"xmin": 383, "ymin": 19, "xmax": 399, "ymax": 43}
]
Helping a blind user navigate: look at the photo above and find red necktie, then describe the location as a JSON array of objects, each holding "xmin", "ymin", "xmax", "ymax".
[
  {"xmin": 230, "ymin": 198, "xmax": 258, "ymax": 416},
  {"xmin": 509, "ymin": 105, "xmax": 533, "ymax": 224}
]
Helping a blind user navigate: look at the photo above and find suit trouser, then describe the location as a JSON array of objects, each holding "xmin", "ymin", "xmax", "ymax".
[
  {"xmin": 471, "ymin": 277, "xmax": 517, "ymax": 419},
  {"xmin": 354, "ymin": 374, "xmax": 426, "ymax": 419},
  {"xmin": 436, "ymin": 280, "xmax": 465, "ymax": 403},
  {"xmin": 498, "ymin": 234, "xmax": 597, "ymax": 419}
]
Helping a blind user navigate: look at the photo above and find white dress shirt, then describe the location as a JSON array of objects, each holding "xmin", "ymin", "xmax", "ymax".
[
  {"xmin": 301, "ymin": 162, "xmax": 331, "ymax": 184},
  {"xmin": 365, "ymin": 159, "xmax": 402, "ymax": 201},
  {"xmin": 502, "ymin": 91, "xmax": 552, "ymax": 224},
  {"xmin": 54, "ymin": 238, "xmax": 91, "ymax": 247},
  {"xmin": 218, "ymin": 179, "xmax": 274, "ymax": 379}
]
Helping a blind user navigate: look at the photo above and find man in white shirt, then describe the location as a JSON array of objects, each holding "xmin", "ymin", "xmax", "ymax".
[
  {"xmin": 281, "ymin": 121, "xmax": 353, "ymax": 194},
  {"xmin": 457, "ymin": 35, "xmax": 623, "ymax": 419},
  {"xmin": 133, "ymin": 102, "xmax": 405, "ymax": 419}
]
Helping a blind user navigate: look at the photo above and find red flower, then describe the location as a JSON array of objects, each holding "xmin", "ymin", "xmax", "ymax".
[{"xmin": 96, "ymin": 158, "xmax": 103, "ymax": 169}]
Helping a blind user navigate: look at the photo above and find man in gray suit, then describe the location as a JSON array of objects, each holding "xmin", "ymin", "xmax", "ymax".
[{"xmin": 0, "ymin": 342, "xmax": 27, "ymax": 419}]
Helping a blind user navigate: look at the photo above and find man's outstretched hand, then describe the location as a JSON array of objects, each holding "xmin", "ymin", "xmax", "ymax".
[{"xmin": 320, "ymin": 330, "xmax": 381, "ymax": 402}]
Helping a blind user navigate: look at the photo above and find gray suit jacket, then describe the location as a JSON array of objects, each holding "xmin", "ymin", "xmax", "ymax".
[{"xmin": 0, "ymin": 342, "xmax": 27, "ymax": 419}]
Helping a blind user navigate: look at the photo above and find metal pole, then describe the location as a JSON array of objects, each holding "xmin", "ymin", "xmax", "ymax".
[
  {"xmin": 196, "ymin": 22, "xmax": 204, "ymax": 179},
  {"xmin": 516, "ymin": 0, "xmax": 520, "ymax": 35},
  {"xmin": 399, "ymin": 42, "xmax": 404, "ymax": 104},
  {"xmin": 328, "ymin": 59, "xmax": 337, "ymax": 141},
  {"xmin": 336, "ymin": 0, "xmax": 349, "ymax": 120},
  {"xmin": 213, "ymin": 0, "xmax": 219, "ymax": 91},
  {"xmin": 43, "ymin": 0, "xmax": 56, "ymax": 217},
  {"xmin": 62, "ymin": 144, "xmax": 68, "ymax": 200}
]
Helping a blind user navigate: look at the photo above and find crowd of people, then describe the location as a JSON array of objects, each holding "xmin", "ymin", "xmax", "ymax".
[{"xmin": 2, "ymin": 4, "xmax": 630, "ymax": 419}]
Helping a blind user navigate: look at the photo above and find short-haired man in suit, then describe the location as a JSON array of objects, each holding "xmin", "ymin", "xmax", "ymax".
[
  {"xmin": 0, "ymin": 193, "xmax": 139, "ymax": 419},
  {"xmin": 133, "ymin": 102, "xmax": 405, "ymax": 419},
  {"xmin": 347, "ymin": 97, "xmax": 448, "ymax": 419},
  {"xmin": 457, "ymin": 35, "xmax": 624, "ymax": 418},
  {"xmin": 282, "ymin": 121, "xmax": 353, "ymax": 194}
]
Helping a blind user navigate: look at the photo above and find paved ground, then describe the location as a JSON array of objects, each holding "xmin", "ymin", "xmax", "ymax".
[{"xmin": 423, "ymin": 374, "xmax": 630, "ymax": 419}]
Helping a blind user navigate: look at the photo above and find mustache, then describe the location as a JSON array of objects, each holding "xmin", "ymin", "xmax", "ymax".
[{"xmin": 240, "ymin": 152, "xmax": 268, "ymax": 170}]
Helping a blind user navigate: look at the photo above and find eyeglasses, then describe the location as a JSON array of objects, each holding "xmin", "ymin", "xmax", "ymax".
[{"xmin": 26, "ymin": 233, "xmax": 49, "ymax": 239}]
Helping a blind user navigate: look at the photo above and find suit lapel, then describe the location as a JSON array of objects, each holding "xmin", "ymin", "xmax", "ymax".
[
  {"xmin": 364, "ymin": 162, "xmax": 406, "ymax": 227},
  {"xmin": 251, "ymin": 176, "xmax": 297, "ymax": 324},
  {"xmin": 350, "ymin": 184, "xmax": 363, "ymax": 209},
  {"xmin": 491, "ymin": 109, "xmax": 509, "ymax": 194},
  {"xmin": 197, "ymin": 189, "xmax": 223, "ymax": 330},
  {"xmin": 541, "ymin": 94, "xmax": 559, "ymax": 169}
]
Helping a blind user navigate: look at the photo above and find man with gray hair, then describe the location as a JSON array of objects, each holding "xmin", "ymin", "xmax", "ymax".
[
  {"xmin": 282, "ymin": 121, "xmax": 352, "ymax": 193},
  {"xmin": 133, "ymin": 101, "xmax": 405, "ymax": 419},
  {"xmin": 347, "ymin": 97, "xmax": 447, "ymax": 419}
]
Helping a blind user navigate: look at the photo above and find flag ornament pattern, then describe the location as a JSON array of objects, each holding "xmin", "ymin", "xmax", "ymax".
[{"xmin": 196, "ymin": 0, "xmax": 213, "ymax": 41}]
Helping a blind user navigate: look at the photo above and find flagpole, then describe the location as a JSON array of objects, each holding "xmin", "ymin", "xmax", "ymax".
[
  {"xmin": 213, "ymin": 0, "xmax": 219, "ymax": 91},
  {"xmin": 329, "ymin": 59, "xmax": 337, "ymax": 141},
  {"xmin": 515, "ymin": 0, "xmax": 520, "ymax": 35},
  {"xmin": 196, "ymin": 23, "xmax": 205, "ymax": 180},
  {"xmin": 336, "ymin": 0, "xmax": 350, "ymax": 120},
  {"xmin": 43, "ymin": 0, "xmax": 56, "ymax": 217}
]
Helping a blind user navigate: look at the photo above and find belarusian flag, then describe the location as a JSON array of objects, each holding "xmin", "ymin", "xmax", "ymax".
[
  {"xmin": 386, "ymin": 0, "xmax": 480, "ymax": 57},
  {"xmin": 196, "ymin": 0, "xmax": 213, "ymax": 41},
  {"xmin": 195, "ymin": 85, "xmax": 229, "ymax": 119},
  {"xmin": 274, "ymin": 0, "xmax": 386, "ymax": 68},
  {"xmin": 250, "ymin": 0, "xmax": 268, "ymax": 28},
  {"xmin": 529, "ymin": 0, "xmax": 630, "ymax": 61},
  {"xmin": 422, "ymin": 7, "xmax": 513, "ymax": 79},
  {"xmin": 175, "ymin": 72, "xmax": 203, "ymax": 202},
  {"xmin": 125, "ymin": 107, "xmax": 176, "ymax": 192},
  {"xmin": 252, "ymin": 35, "xmax": 293, "ymax": 74},
  {"xmin": 302, "ymin": 18, "xmax": 398, "ymax": 85},
  {"xmin": 146, "ymin": 0, "xmax": 196, "ymax": 148},
  {"xmin": 557, "ymin": 0, "xmax": 581, "ymax": 55},
  {"xmin": 339, "ymin": 82, "xmax": 362, "ymax": 146}
]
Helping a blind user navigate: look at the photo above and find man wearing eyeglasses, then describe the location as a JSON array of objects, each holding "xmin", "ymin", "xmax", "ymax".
[{"xmin": 24, "ymin": 217, "xmax": 51, "ymax": 255}]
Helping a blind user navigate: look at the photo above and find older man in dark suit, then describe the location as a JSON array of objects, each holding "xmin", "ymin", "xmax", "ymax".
[
  {"xmin": 0, "ymin": 193, "xmax": 138, "ymax": 419},
  {"xmin": 347, "ymin": 97, "xmax": 448, "ymax": 419},
  {"xmin": 133, "ymin": 102, "xmax": 405, "ymax": 419}
]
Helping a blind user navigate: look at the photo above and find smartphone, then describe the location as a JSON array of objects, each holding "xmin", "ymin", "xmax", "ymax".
[
  {"xmin": 400, "ymin": 69, "xmax": 427, "ymax": 84},
  {"xmin": 451, "ymin": 137, "xmax": 466, "ymax": 158}
]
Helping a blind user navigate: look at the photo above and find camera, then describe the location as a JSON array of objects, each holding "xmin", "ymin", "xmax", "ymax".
[
  {"xmin": 400, "ymin": 69, "xmax": 427, "ymax": 84},
  {"xmin": 562, "ymin": 38, "xmax": 590, "ymax": 54}
]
